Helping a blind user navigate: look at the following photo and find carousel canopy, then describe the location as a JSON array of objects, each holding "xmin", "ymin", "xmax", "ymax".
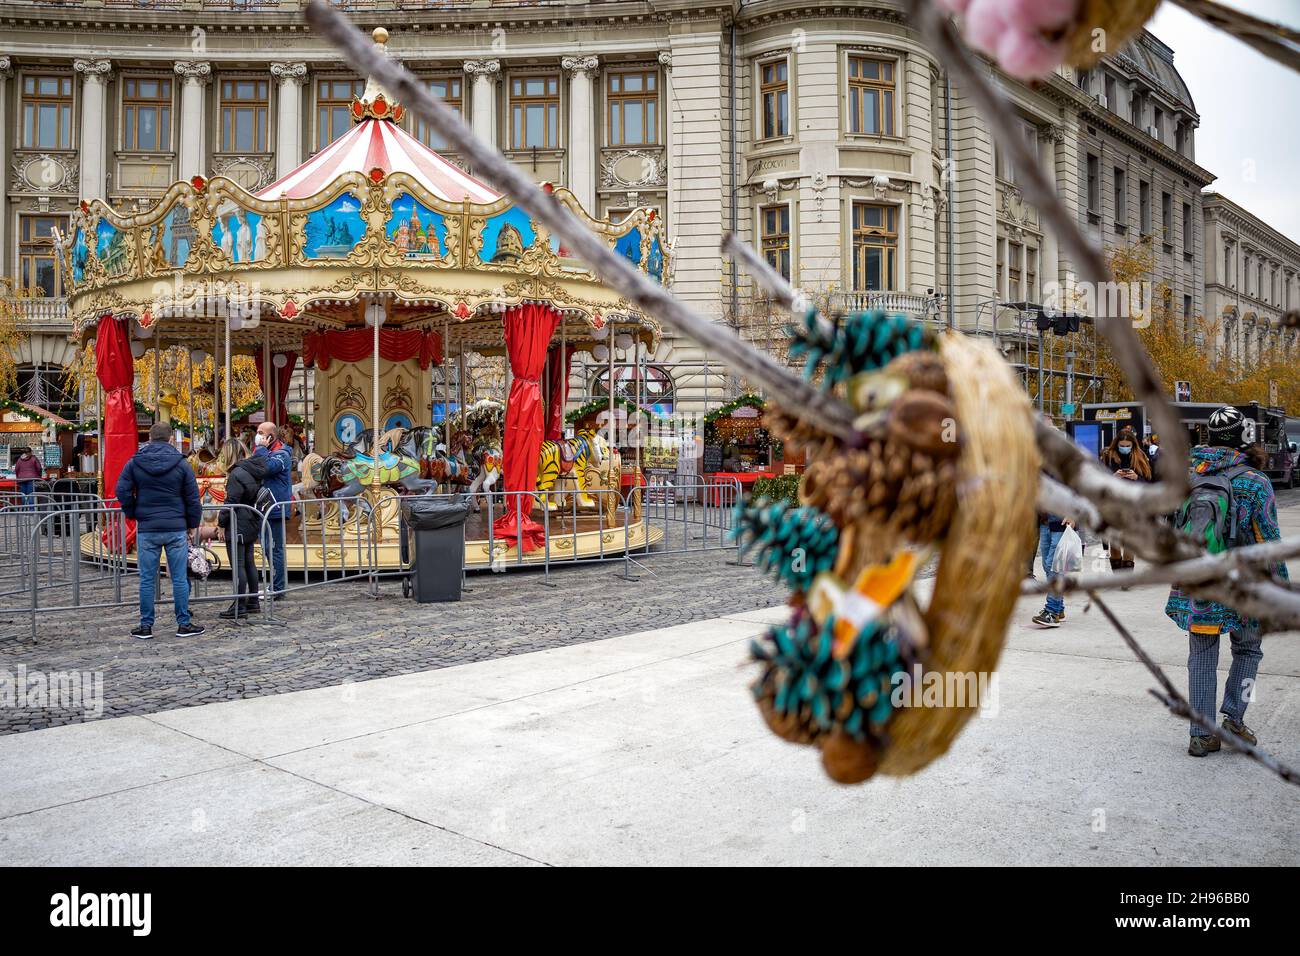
[{"xmin": 256, "ymin": 114, "xmax": 500, "ymax": 204}]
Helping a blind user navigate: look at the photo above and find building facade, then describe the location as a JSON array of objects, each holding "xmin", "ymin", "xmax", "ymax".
[
  {"xmin": 0, "ymin": 2, "xmax": 1226, "ymax": 423},
  {"xmin": 1203, "ymin": 191, "xmax": 1300, "ymax": 368}
]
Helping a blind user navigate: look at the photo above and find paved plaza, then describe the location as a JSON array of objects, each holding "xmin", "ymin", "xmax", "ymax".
[{"xmin": 0, "ymin": 494, "xmax": 1296, "ymax": 865}]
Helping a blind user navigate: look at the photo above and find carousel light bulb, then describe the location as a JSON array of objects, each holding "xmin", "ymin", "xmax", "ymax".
[
  {"xmin": 189, "ymin": 349, "xmax": 206, "ymax": 364},
  {"xmin": 592, "ymin": 344, "xmax": 610, "ymax": 362},
  {"xmin": 229, "ymin": 316, "xmax": 244, "ymax": 331},
  {"xmin": 366, "ymin": 301, "xmax": 386, "ymax": 327},
  {"xmin": 614, "ymin": 333, "xmax": 634, "ymax": 351},
  {"xmin": 129, "ymin": 339, "xmax": 147, "ymax": 359},
  {"xmin": 272, "ymin": 353, "xmax": 289, "ymax": 369},
  {"xmin": 591, "ymin": 322, "xmax": 610, "ymax": 341}
]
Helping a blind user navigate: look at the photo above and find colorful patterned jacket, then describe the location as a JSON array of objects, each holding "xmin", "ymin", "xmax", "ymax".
[{"xmin": 1166, "ymin": 446, "xmax": 1289, "ymax": 634}]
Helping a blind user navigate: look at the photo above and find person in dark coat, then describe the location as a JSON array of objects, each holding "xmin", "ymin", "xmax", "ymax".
[
  {"xmin": 1100, "ymin": 426, "xmax": 1151, "ymax": 573},
  {"xmin": 116, "ymin": 422, "xmax": 205, "ymax": 640},
  {"xmin": 254, "ymin": 421, "xmax": 294, "ymax": 597},
  {"xmin": 215, "ymin": 439, "xmax": 269, "ymax": 619},
  {"xmin": 13, "ymin": 447, "xmax": 42, "ymax": 507}
]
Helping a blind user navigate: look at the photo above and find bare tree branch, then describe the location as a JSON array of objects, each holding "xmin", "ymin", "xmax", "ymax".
[
  {"xmin": 1089, "ymin": 592, "xmax": 1300, "ymax": 787},
  {"xmin": 1169, "ymin": 0, "xmax": 1300, "ymax": 73},
  {"xmin": 1036, "ymin": 417, "xmax": 1186, "ymax": 513}
]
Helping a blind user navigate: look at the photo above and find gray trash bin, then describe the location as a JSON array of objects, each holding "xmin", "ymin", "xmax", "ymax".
[{"xmin": 401, "ymin": 497, "xmax": 470, "ymax": 602}]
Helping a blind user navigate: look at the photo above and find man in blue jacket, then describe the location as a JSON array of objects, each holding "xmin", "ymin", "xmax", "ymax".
[
  {"xmin": 254, "ymin": 420, "xmax": 293, "ymax": 596},
  {"xmin": 116, "ymin": 422, "xmax": 205, "ymax": 640}
]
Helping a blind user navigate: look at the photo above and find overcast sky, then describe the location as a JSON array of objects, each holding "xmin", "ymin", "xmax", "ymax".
[{"xmin": 1146, "ymin": 0, "xmax": 1300, "ymax": 239}]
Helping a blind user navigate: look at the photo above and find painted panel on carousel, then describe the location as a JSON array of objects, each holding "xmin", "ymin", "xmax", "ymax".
[
  {"xmin": 387, "ymin": 194, "xmax": 447, "ymax": 258},
  {"xmin": 647, "ymin": 236, "xmax": 664, "ymax": 282},
  {"xmin": 148, "ymin": 206, "xmax": 197, "ymax": 270},
  {"xmin": 615, "ymin": 226, "xmax": 642, "ymax": 268},
  {"xmin": 72, "ymin": 227, "xmax": 89, "ymax": 284},
  {"xmin": 304, "ymin": 193, "xmax": 366, "ymax": 259},
  {"xmin": 334, "ymin": 411, "xmax": 367, "ymax": 449},
  {"xmin": 96, "ymin": 221, "xmax": 130, "ymax": 278},
  {"xmin": 481, "ymin": 207, "xmax": 535, "ymax": 264},
  {"xmin": 384, "ymin": 411, "xmax": 413, "ymax": 433},
  {"xmin": 211, "ymin": 203, "xmax": 268, "ymax": 264}
]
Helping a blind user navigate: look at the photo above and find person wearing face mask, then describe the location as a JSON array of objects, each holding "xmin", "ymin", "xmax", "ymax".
[
  {"xmin": 253, "ymin": 420, "xmax": 293, "ymax": 598},
  {"xmin": 13, "ymin": 447, "xmax": 42, "ymax": 508},
  {"xmin": 1100, "ymin": 427, "xmax": 1151, "ymax": 574}
]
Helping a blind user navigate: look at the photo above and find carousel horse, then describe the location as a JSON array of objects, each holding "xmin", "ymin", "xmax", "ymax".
[
  {"xmin": 314, "ymin": 447, "xmax": 440, "ymax": 501},
  {"xmin": 465, "ymin": 438, "xmax": 502, "ymax": 514},
  {"xmin": 536, "ymin": 428, "xmax": 607, "ymax": 511},
  {"xmin": 404, "ymin": 426, "xmax": 473, "ymax": 492}
]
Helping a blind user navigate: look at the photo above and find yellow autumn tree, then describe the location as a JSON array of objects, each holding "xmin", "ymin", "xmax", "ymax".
[{"xmin": 0, "ymin": 280, "xmax": 30, "ymax": 399}]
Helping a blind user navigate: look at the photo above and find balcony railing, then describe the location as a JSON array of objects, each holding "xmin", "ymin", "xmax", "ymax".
[
  {"xmin": 828, "ymin": 290, "xmax": 942, "ymax": 319},
  {"xmin": 6, "ymin": 297, "xmax": 70, "ymax": 328}
]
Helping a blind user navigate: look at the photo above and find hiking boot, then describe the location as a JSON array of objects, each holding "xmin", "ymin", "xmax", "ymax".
[
  {"xmin": 176, "ymin": 622, "xmax": 206, "ymax": 637},
  {"xmin": 1031, "ymin": 610, "xmax": 1061, "ymax": 628},
  {"xmin": 131, "ymin": 624, "xmax": 153, "ymax": 640},
  {"xmin": 1188, "ymin": 735, "xmax": 1221, "ymax": 757},
  {"xmin": 1222, "ymin": 717, "xmax": 1257, "ymax": 746}
]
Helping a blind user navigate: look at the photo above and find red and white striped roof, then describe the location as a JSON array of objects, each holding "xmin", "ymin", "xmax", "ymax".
[{"xmin": 255, "ymin": 118, "xmax": 501, "ymax": 203}]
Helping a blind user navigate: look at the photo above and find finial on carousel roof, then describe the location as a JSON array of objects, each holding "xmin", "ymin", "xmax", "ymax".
[{"xmin": 352, "ymin": 26, "xmax": 404, "ymax": 123}]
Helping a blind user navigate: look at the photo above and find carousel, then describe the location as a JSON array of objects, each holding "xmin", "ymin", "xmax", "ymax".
[{"xmin": 63, "ymin": 28, "xmax": 669, "ymax": 571}]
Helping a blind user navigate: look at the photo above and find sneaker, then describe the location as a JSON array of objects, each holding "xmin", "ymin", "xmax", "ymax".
[
  {"xmin": 1188, "ymin": 735, "xmax": 1221, "ymax": 757},
  {"xmin": 176, "ymin": 622, "xmax": 206, "ymax": 637},
  {"xmin": 1031, "ymin": 610, "xmax": 1061, "ymax": 628},
  {"xmin": 1222, "ymin": 717, "xmax": 1257, "ymax": 746},
  {"xmin": 131, "ymin": 625, "xmax": 153, "ymax": 640}
]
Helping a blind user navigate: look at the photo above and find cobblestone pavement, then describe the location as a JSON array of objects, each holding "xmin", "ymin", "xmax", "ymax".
[{"xmin": 0, "ymin": 538, "xmax": 785, "ymax": 735}]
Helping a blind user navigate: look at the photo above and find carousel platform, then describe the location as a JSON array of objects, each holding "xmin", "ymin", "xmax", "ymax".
[{"xmin": 78, "ymin": 506, "xmax": 664, "ymax": 573}]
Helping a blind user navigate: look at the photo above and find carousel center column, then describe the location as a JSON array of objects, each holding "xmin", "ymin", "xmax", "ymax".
[
  {"xmin": 174, "ymin": 61, "xmax": 212, "ymax": 182},
  {"xmin": 463, "ymin": 59, "xmax": 500, "ymax": 149},
  {"xmin": 561, "ymin": 55, "xmax": 598, "ymax": 212},
  {"xmin": 271, "ymin": 62, "xmax": 308, "ymax": 180},
  {"xmin": 73, "ymin": 59, "xmax": 112, "ymax": 202}
]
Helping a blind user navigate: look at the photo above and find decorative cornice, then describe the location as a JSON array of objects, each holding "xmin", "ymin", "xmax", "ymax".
[
  {"xmin": 73, "ymin": 59, "xmax": 112, "ymax": 79},
  {"xmin": 562, "ymin": 55, "xmax": 600, "ymax": 79},
  {"xmin": 463, "ymin": 59, "xmax": 501, "ymax": 78},
  {"xmin": 0, "ymin": 57, "xmax": 12, "ymax": 80},
  {"xmin": 270, "ymin": 62, "xmax": 308, "ymax": 82},
  {"xmin": 173, "ymin": 61, "xmax": 212, "ymax": 81},
  {"xmin": 657, "ymin": 52, "xmax": 672, "ymax": 71}
]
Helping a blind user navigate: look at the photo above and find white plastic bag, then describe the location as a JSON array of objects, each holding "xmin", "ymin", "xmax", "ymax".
[{"xmin": 1051, "ymin": 526, "xmax": 1083, "ymax": 574}]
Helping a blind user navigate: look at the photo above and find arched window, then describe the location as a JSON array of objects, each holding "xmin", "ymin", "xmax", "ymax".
[{"xmin": 590, "ymin": 363, "xmax": 676, "ymax": 417}]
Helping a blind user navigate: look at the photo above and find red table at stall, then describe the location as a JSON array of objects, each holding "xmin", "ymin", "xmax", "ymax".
[{"xmin": 705, "ymin": 471, "xmax": 776, "ymax": 505}]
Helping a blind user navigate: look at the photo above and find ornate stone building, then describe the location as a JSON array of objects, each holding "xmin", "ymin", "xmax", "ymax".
[{"xmin": 1203, "ymin": 191, "xmax": 1300, "ymax": 367}]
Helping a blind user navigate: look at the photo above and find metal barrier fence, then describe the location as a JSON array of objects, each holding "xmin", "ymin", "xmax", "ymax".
[{"xmin": 0, "ymin": 476, "xmax": 744, "ymax": 639}]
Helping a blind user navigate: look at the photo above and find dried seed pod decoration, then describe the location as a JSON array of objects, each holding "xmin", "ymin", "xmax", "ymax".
[{"xmin": 730, "ymin": 498, "xmax": 840, "ymax": 593}]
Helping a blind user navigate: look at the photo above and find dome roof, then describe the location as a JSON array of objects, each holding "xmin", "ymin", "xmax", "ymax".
[
  {"xmin": 1122, "ymin": 31, "xmax": 1196, "ymax": 114},
  {"xmin": 255, "ymin": 116, "xmax": 501, "ymax": 203}
]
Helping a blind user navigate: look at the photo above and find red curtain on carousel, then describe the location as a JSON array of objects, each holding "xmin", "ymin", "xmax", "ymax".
[
  {"xmin": 301, "ymin": 328, "xmax": 442, "ymax": 370},
  {"xmin": 95, "ymin": 314, "xmax": 138, "ymax": 552},
  {"xmin": 254, "ymin": 351, "xmax": 298, "ymax": 428},
  {"xmin": 493, "ymin": 302, "xmax": 562, "ymax": 551},
  {"xmin": 544, "ymin": 344, "xmax": 574, "ymax": 441}
]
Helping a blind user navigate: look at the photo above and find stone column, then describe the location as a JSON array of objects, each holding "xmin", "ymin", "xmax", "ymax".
[
  {"xmin": 174, "ymin": 61, "xmax": 212, "ymax": 181},
  {"xmin": 0, "ymin": 58, "xmax": 11, "ymax": 265},
  {"xmin": 462, "ymin": 59, "xmax": 500, "ymax": 149},
  {"xmin": 73, "ymin": 59, "xmax": 112, "ymax": 202},
  {"xmin": 562, "ymin": 55, "xmax": 598, "ymax": 211},
  {"xmin": 271, "ymin": 62, "xmax": 307, "ymax": 178}
]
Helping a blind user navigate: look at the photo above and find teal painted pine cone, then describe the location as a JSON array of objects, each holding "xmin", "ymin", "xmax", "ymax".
[{"xmin": 730, "ymin": 498, "xmax": 839, "ymax": 593}]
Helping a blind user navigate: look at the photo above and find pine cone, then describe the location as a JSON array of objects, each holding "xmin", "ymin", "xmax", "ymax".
[
  {"xmin": 731, "ymin": 499, "xmax": 840, "ymax": 593},
  {"xmin": 883, "ymin": 349, "xmax": 950, "ymax": 397}
]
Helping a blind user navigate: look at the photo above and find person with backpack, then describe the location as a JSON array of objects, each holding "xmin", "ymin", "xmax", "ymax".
[
  {"xmin": 253, "ymin": 420, "xmax": 293, "ymax": 598},
  {"xmin": 1100, "ymin": 427, "xmax": 1151, "ymax": 573},
  {"xmin": 1166, "ymin": 405, "xmax": 1289, "ymax": 757},
  {"xmin": 215, "ymin": 438, "xmax": 268, "ymax": 619},
  {"xmin": 116, "ymin": 422, "xmax": 205, "ymax": 640}
]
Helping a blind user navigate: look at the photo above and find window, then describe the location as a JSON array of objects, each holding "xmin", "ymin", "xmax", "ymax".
[
  {"xmin": 851, "ymin": 203, "xmax": 898, "ymax": 292},
  {"xmin": 760, "ymin": 205, "xmax": 791, "ymax": 281},
  {"xmin": 847, "ymin": 56, "xmax": 895, "ymax": 136},
  {"xmin": 1152, "ymin": 106, "xmax": 1163, "ymax": 139},
  {"xmin": 1225, "ymin": 247, "xmax": 1233, "ymax": 287},
  {"xmin": 221, "ymin": 78, "xmax": 270, "ymax": 152},
  {"xmin": 607, "ymin": 70, "xmax": 658, "ymax": 146},
  {"xmin": 1007, "ymin": 241, "xmax": 1023, "ymax": 302},
  {"xmin": 413, "ymin": 77, "xmax": 462, "ymax": 149},
  {"xmin": 19, "ymin": 215, "xmax": 67, "ymax": 299},
  {"xmin": 1026, "ymin": 247, "xmax": 1039, "ymax": 303},
  {"xmin": 1113, "ymin": 167, "xmax": 1127, "ymax": 231},
  {"xmin": 759, "ymin": 59, "xmax": 789, "ymax": 139},
  {"xmin": 21, "ymin": 75, "xmax": 74, "ymax": 149},
  {"xmin": 1183, "ymin": 294, "xmax": 1191, "ymax": 326},
  {"xmin": 1104, "ymin": 75, "xmax": 1116, "ymax": 108},
  {"xmin": 1182, "ymin": 202, "xmax": 1193, "ymax": 257},
  {"xmin": 1161, "ymin": 191, "xmax": 1172, "ymax": 244},
  {"xmin": 1086, "ymin": 154, "xmax": 1100, "ymax": 211},
  {"xmin": 316, "ymin": 78, "xmax": 363, "ymax": 150},
  {"xmin": 995, "ymin": 120, "xmax": 1038, "ymax": 185},
  {"xmin": 1139, "ymin": 180, "xmax": 1151, "ymax": 235},
  {"xmin": 122, "ymin": 77, "xmax": 172, "ymax": 151},
  {"xmin": 1175, "ymin": 121, "xmax": 1186, "ymax": 154},
  {"xmin": 1130, "ymin": 90, "xmax": 1144, "ymax": 126},
  {"xmin": 1076, "ymin": 68, "xmax": 1090, "ymax": 92},
  {"xmin": 510, "ymin": 75, "xmax": 560, "ymax": 149}
]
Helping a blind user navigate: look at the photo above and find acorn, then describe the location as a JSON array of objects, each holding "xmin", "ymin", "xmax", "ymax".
[{"xmin": 821, "ymin": 729, "xmax": 879, "ymax": 784}]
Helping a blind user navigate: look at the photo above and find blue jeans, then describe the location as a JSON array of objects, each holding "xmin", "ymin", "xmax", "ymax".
[
  {"xmin": 1188, "ymin": 623, "xmax": 1262, "ymax": 737},
  {"xmin": 1039, "ymin": 525, "xmax": 1064, "ymax": 615},
  {"xmin": 261, "ymin": 516, "xmax": 286, "ymax": 594},
  {"xmin": 17, "ymin": 480, "xmax": 35, "ymax": 508},
  {"xmin": 137, "ymin": 530, "xmax": 192, "ymax": 629}
]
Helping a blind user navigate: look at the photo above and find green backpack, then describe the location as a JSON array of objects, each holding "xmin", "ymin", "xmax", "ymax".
[{"xmin": 1174, "ymin": 465, "xmax": 1251, "ymax": 554}]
